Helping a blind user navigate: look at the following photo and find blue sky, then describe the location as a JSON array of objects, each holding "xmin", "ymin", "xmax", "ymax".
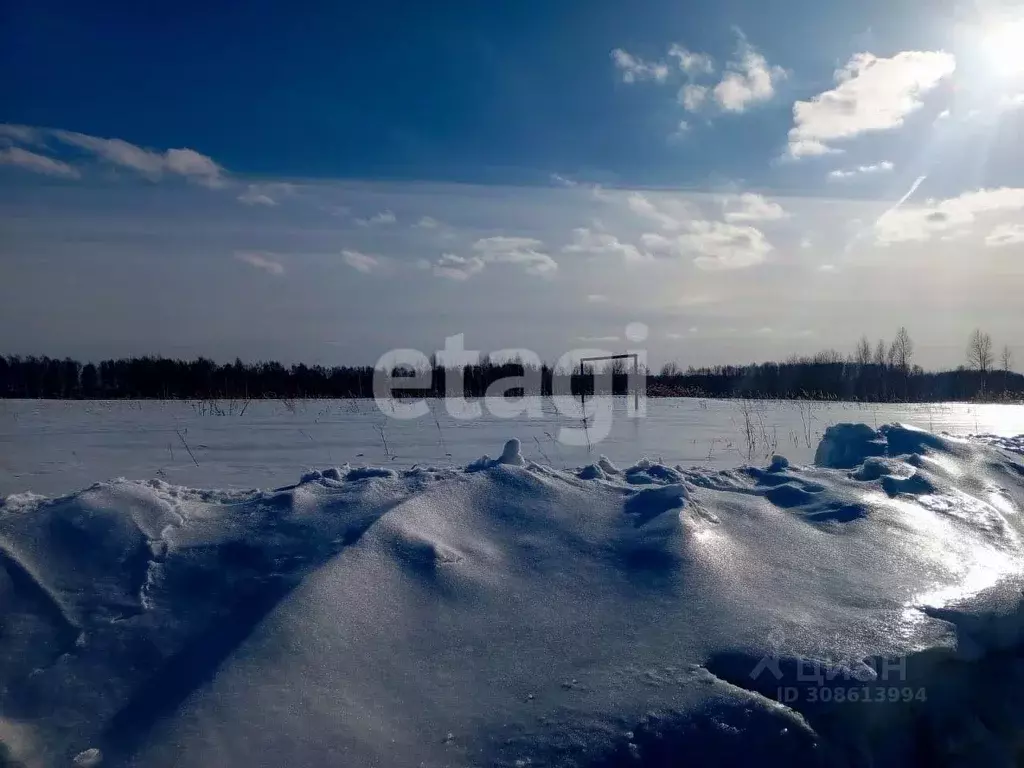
[{"xmin": 2, "ymin": 0, "xmax": 1023, "ymax": 368}]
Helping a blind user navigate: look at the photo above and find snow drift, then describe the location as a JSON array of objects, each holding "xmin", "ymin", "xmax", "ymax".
[{"xmin": 2, "ymin": 425, "xmax": 1024, "ymax": 767}]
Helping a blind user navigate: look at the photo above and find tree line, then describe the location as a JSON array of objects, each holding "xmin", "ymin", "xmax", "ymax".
[
  {"xmin": 658, "ymin": 327, "xmax": 1020, "ymax": 401},
  {"xmin": 0, "ymin": 328, "xmax": 1019, "ymax": 402}
]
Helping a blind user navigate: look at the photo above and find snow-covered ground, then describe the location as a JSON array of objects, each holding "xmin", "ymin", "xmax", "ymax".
[
  {"xmin": 3, "ymin": 421, "xmax": 1024, "ymax": 766},
  {"xmin": 3, "ymin": 397, "xmax": 1024, "ymax": 496}
]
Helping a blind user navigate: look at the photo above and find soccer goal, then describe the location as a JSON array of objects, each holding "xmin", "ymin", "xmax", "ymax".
[{"xmin": 578, "ymin": 353, "xmax": 642, "ymax": 412}]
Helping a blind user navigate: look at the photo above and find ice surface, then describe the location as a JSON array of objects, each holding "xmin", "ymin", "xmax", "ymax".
[
  {"xmin": 5, "ymin": 398, "xmax": 1024, "ymax": 497},
  {"xmin": 1, "ymin": 424, "xmax": 1024, "ymax": 766}
]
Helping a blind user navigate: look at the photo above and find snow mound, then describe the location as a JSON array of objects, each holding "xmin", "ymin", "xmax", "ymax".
[
  {"xmin": 577, "ymin": 463, "xmax": 606, "ymax": 480},
  {"xmin": 465, "ymin": 438, "xmax": 526, "ymax": 472},
  {"xmin": 814, "ymin": 422, "xmax": 888, "ymax": 468},
  {"xmin": 2, "ymin": 426, "xmax": 1024, "ymax": 766},
  {"xmin": 972, "ymin": 433, "xmax": 1024, "ymax": 456}
]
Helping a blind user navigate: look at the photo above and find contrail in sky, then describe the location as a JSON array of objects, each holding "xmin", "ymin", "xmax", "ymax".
[
  {"xmin": 888, "ymin": 174, "xmax": 928, "ymax": 213},
  {"xmin": 843, "ymin": 175, "xmax": 928, "ymax": 255}
]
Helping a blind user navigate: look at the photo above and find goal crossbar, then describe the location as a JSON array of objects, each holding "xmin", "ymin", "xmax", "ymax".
[
  {"xmin": 579, "ymin": 354, "xmax": 639, "ymax": 366},
  {"xmin": 578, "ymin": 354, "xmax": 641, "ymax": 409}
]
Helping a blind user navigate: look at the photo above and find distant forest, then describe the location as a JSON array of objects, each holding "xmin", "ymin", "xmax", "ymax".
[{"xmin": 2, "ymin": 328, "xmax": 1021, "ymax": 403}]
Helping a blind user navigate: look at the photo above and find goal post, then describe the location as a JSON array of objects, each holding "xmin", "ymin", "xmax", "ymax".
[{"xmin": 579, "ymin": 353, "xmax": 642, "ymax": 412}]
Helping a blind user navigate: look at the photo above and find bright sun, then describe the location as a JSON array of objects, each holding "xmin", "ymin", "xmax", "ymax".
[{"xmin": 985, "ymin": 20, "xmax": 1024, "ymax": 76}]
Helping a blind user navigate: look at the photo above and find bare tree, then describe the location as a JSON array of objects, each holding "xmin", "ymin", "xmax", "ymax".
[
  {"xmin": 854, "ymin": 336, "xmax": 872, "ymax": 367},
  {"xmin": 886, "ymin": 340, "xmax": 898, "ymax": 368},
  {"xmin": 890, "ymin": 327, "xmax": 914, "ymax": 374},
  {"xmin": 966, "ymin": 329, "xmax": 994, "ymax": 374},
  {"xmin": 1001, "ymin": 345, "xmax": 1013, "ymax": 373},
  {"xmin": 873, "ymin": 339, "xmax": 887, "ymax": 367}
]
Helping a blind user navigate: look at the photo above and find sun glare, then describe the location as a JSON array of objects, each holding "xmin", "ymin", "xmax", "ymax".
[{"xmin": 984, "ymin": 20, "xmax": 1024, "ymax": 76}]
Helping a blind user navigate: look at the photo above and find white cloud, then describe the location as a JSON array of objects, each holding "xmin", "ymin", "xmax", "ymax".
[
  {"xmin": 356, "ymin": 210, "xmax": 397, "ymax": 227},
  {"xmin": 618, "ymin": 190, "xmax": 772, "ymax": 268},
  {"xmin": 722, "ymin": 192, "xmax": 788, "ymax": 222},
  {"xmin": 610, "ymin": 48, "xmax": 669, "ymax": 83},
  {"xmin": 642, "ymin": 221, "xmax": 773, "ymax": 270},
  {"xmin": 550, "ymin": 173, "xmax": 579, "ymax": 188},
  {"xmin": 415, "ymin": 216, "xmax": 439, "ymax": 228},
  {"xmin": 48, "ymin": 129, "xmax": 226, "ymax": 186},
  {"xmin": 238, "ymin": 191, "xmax": 275, "ymax": 207},
  {"xmin": 661, "ymin": 35, "xmax": 783, "ymax": 115},
  {"xmin": 787, "ymin": 51, "xmax": 956, "ymax": 158},
  {"xmin": 712, "ymin": 40, "xmax": 786, "ymax": 113},
  {"xmin": 52, "ymin": 130, "xmax": 163, "ymax": 175},
  {"xmin": 586, "ymin": 294, "xmax": 608, "ymax": 302},
  {"xmin": 0, "ymin": 124, "xmax": 43, "ymax": 145},
  {"xmin": 234, "ymin": 251, "xmax": 285, "ymax": 276},
  {"xmin": 627, "ymin": 193, "xmax": 688, "ymax": 230},
  {"xmin": 472, "ymin": 236, "xmax": 557, "ymax": 276},
  {"xmin": 342, "ymin": 249, "xmax": 383, "ymax": 273},
  {"xmin": 787, "ymin": 139, "xmax": 841, "ymax": 159},
  {"xmin": 429, "ymin": 237, "xmax": 557, "ymax": 280},
  {"xmin": 639, "ymin": 233, "xmax": 675, "ymax": 252},
  {"xmin": 577, "ymin": 335, "xmax": 620, "ymax": 343},
  {"xmin": 669, "ymin": 44, "xmax": 714, "ymax": 75},
  {"xmin": 238, "ymin": 182, "xmax": 296, "ymax": 206},
  {"xmin": 875, "ymin": 187, "xmax": 1024, "ymax": 244},
  {"xmin": 679, "ymin": 84, "xmax": 709, "ymax": 112},
  {"xmin": 563, "ymin": 227, "xmax": 646, "ymax": 263},
  {"xmin": 0, "ymin": 147, "xmax": 80, "ymax": 179},
  {"xmin": 164, "ymin": 148, "xmax": 225, "ymax": 188},
  {"xmin": 683, "ymin": 221, "xmax": 773, "ymax": 270},
  {"xmin": 986, "ymin": 223, "xmax": 1024, "ymax": 247},
  {"xmin": 1000, "ymin": 93, "xmax": 1024, "ymax": 110},
  {"xmin": 433, "ymin": 253, "xmax": 486, "ymax": 280},
  {"xmin": 589, "ymin": 184, "xmax": 615, "ymax": 203},
  {"xmin": 828, "ymin": 161, "xmax": 894, "ymax": 180}
]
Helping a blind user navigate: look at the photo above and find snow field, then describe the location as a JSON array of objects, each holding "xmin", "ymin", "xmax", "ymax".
[
  {"xmin": 1, "ymin": 424, "xmax": 1024, "ymax": 765},
  {"xmin": 4, "ymin": 397, "xmax": 1024, "ymax": 497}
]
